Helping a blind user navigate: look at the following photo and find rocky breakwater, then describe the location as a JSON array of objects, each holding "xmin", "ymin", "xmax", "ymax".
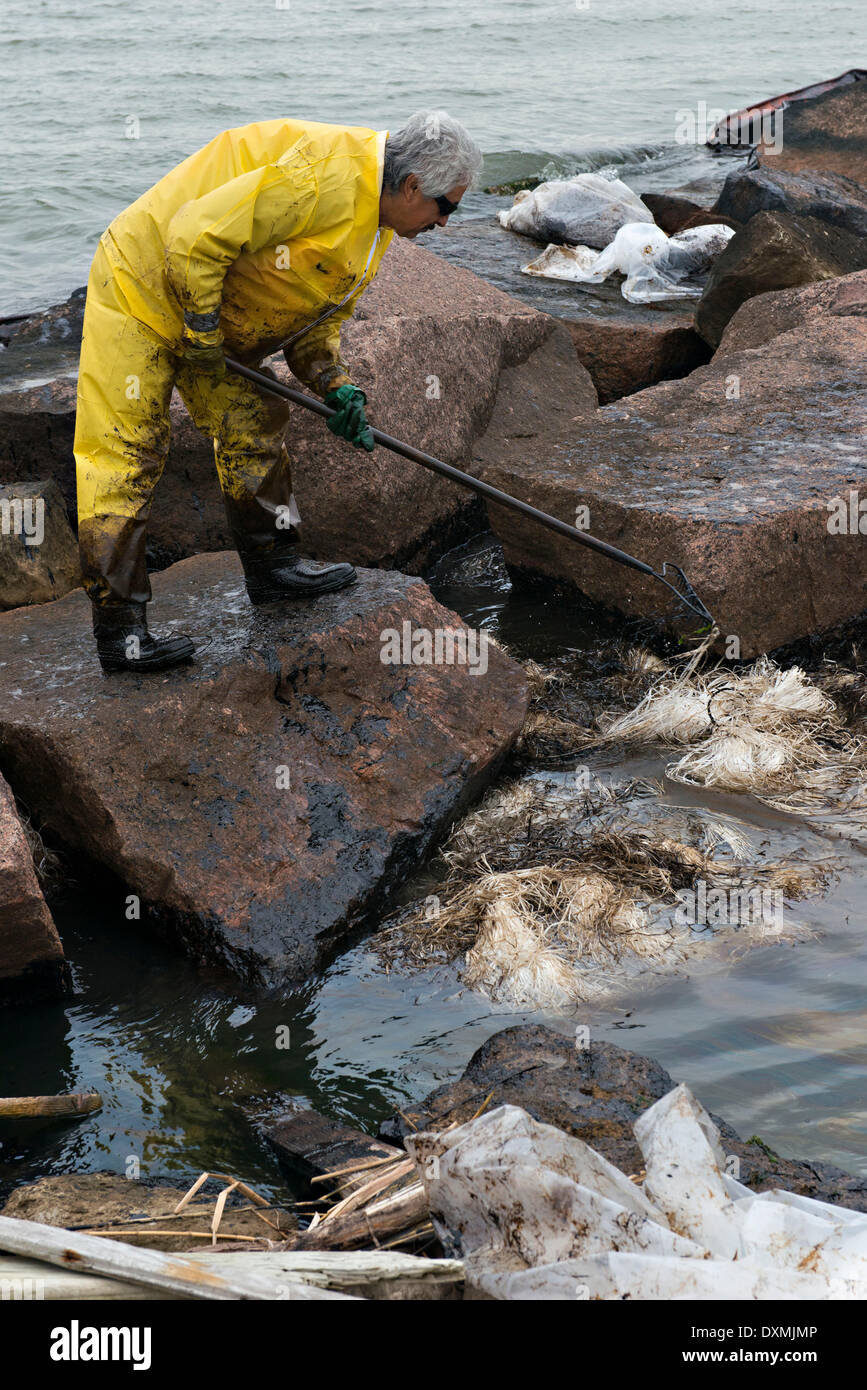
[
  {"xmin": 0, "ymin": 238, "xmax": 591, "ymax": 577},
  {"xmin": 473, "ymin": 268, "xmax": 867, "ymax": 656},
  {"xmin": 0, "ymin": 553, "xmax": 527, "ymax": 988}
]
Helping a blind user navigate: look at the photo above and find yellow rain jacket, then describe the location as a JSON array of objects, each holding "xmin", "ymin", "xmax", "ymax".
[
  {"xmin": 75, "ymin": 119, "xmax": 393, "ymax": 608},
  {"xmin": 102, "ymin": 117, "xmax": 393, "ymax": 392}
]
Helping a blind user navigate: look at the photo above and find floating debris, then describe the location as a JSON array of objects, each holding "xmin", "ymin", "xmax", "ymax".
[
  {"xmin": 378, "ymin": 777, "xmax": 829, "ymax": 1011},
  {"xmin": 520, "ymin": 646, "xmax": 867, "ymax": 818},
  {"xmin": 408, "ymin": 1090, "xmax": 867, "ymax": 1299},
  {"xmin": 521, "ymin": 222, "xmax": 735, "ymax": 303}
]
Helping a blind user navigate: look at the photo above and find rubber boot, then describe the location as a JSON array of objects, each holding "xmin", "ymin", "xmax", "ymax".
[
  {"xmin": 93, "ymin": 602, "xmax": 195, "ymax": 673},
  {"xmin": 241, "ymin": 545, "xmax": 357, "ymax": 605}
]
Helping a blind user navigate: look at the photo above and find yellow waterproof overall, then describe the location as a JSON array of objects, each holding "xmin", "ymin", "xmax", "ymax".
[{"xmin": 74, "ymin": 119, "xmax": 393, "ymax": 607}]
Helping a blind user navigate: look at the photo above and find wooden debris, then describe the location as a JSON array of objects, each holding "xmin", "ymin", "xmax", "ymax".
[
  {"xmin": 0, "ymin": 1215, "xmax": 353, "ymax": 1301},
  {"xmin": 266, "ymin": 1108, "xmax": 402, "ymax": 1196},
  {"xmin": 0, "ymin": 1092, "xmax": 102, "ymax": 1119},
  {"xmin": 173, "ymin": 1171, "xmax": 285, "ymax": 1241},
  {"xmin": 292, "ymin": 1176, "xmax": 430, "ymax": 1252},
  {"xmin": 0, "ymin": 1248, "xmax": 464, "ymax": 1301}
]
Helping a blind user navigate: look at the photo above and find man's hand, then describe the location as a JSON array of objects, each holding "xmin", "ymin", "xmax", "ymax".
[
  {"xmin": 179, "ymin": 331, "xmax": 226, "ymax": 383},
  {"xmin": 325, "ymin": 384, "xmax": 375, "ymax": 452}
]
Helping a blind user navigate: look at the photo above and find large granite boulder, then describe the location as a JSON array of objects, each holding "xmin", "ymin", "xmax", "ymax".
[
  {"xmin": 565, "ymin": 313, "xmax": 711, "ymax": 405},
  {"xmin": 473, "ymin": 288, "xmax": 867, "ymax": 657},
  {"xmin": 715, "ymin": 266, "xmax": 867, "ymax": 354},
  {"xmin": 695, "ymin": 210, "xmax": 867, "ymax": 348},
  {"xmin": 0, "ymin": 773, "xmax": 68, "ymax": 1002},
  {"xmin": 713, "ymin": 164, "xmax": 867, "ymax": 240},
  {"xmin": 757, "ymin": 79, "xmax": 867, "ymax": 186},
  {"xmin": 0, "ymin": 553, "xmax": 527, "ymax": 988},
  {"xmin": 0, "ymin": 239, "xmax": 593, "ymax": 576},
  {"xmin": 381, "ymin": 1025, "xmax": 867, "ymax": 1210},
  {"xmin": 0, "ymin": 478, "xmax": 80, "ymax": 609}
]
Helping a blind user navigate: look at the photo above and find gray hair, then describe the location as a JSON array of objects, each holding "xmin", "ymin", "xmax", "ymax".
[{"xmin": 383, "ymin": 110, "xmax": 483, "ymax": 197}]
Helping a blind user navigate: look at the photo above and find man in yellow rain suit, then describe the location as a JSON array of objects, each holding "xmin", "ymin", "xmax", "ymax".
[{"xmin": 75, "ymin": 110, "xmax": 482, "ymax": 671}]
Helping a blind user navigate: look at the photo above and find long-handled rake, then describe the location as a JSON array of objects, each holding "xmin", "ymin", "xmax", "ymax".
[{"xmin": 225, "ymin": 358, "xmax": 715, "ymax": 628}]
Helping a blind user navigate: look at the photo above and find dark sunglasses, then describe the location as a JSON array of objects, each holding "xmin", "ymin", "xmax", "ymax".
[{"xmin": 434, "ymin": 193, "xmax": 461, "ymax": 216}]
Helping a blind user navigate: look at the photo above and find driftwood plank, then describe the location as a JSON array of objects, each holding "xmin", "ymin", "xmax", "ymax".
[
  {"xmin": 0, "ymin": 1255, "xmax": 179, "ymax": 1301},
  {"xmin": 0, "ymin": 1249, "xmax": 464, "ymax": 1301},
  {"xmin": 266, "ymin": 1109, "xmax": 402, "ymax": 1194},
  {"xmin": 0, "ymin": 1093, "xmax": 102, "ymax": 1119},
  {"xmin": 0, "ymin": 1216, "xmax": 354, "ymax": 1301},
  {"xmin": 187, "ymin": 1249, "xmax": 463, "ymax": 1301}
]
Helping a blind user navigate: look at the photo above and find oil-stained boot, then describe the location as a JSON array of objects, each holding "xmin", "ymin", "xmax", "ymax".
[
  {"xmin": 93, "ymin": 602, "xmax": 195, "ymax": 673},
  {"xmin": 241, "ymin": 546, "xmax": 357, "ymax": 604}
]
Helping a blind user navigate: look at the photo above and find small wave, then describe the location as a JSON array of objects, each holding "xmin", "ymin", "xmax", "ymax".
[{"xmin": 482, "ymin": 141, "xmax": 671, "ymax": 193}]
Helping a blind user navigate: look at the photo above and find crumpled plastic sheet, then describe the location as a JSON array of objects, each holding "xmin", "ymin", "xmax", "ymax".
[
  {"xmin": 497, "ymin": 171, "xmax": 654, "ymax": 250},
  {"xmin": 406, "ymin": 1086, "xmax": 867, "ymax": 1300},
  {"xmin": 521, "ymin": 221, "xmax": 735, "ymax": 303}
]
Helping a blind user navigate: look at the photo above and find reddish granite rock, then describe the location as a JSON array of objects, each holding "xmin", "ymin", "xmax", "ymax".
[
  {"xmin": 757, "ymin": 79, "xmax": 867, "ymax": 186},
  {"xmin": 565, "ymin": 313, "xmax": 710, "ymax": 405},
  {"xmin": 0, "ymin": 774, "xmax": 68, "ymax": 1001},
  {"xmin": 715, "ymin": 267, "xmax": 867, "ymax": 354},
  {"xmin": 713, "ymin": 164, "xmax": 867, "ymax": 240},
  {"xmin": 0, "ymin": 553, "xmax": 527, "ymax": 988},
  {"xmin": 474, "ymin": 302, "xmax": 867, "ymax": 657},
  {"xmin": 0, "ymin": 239, "xmax": 588, "ymax": 575},
  {"xmin": 695, "ymin": 210, "xmax": 867, "ymax": 348}
]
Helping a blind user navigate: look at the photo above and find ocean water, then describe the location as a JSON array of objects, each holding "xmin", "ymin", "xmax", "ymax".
[{"xmin": 1, "ymin": 0, "xmax": 863, "ymax": 314}]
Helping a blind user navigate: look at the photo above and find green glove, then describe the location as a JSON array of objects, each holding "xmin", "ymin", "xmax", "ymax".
[{"xmin": 325, "ymin": 384, "xmax": 375, "ymax": 452}]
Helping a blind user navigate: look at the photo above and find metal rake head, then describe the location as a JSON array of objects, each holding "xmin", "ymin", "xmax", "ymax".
[{"xmin": 654, "ymin": 562, "xmax": 715, "ymax": 627}]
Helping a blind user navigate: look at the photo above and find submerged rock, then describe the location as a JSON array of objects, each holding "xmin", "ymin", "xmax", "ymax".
[
  {"xmin": 695, "ymin": 210, "xmax": 867, "ymax": 348},
  {"xmin": 0, "ymin": 240, "xmax": 586, "ymax": 577},
  {"xmin": 0, "ymin": 553, "xmax": 527, "ymax": 988},
  {"xmin": 383, "ymin": 1024, "xmax": 867, "ymax": 1211},
  {"xmin": 474, "ymin": 283, "xmax": 867, "ymax": 656},
  {"xmin": 0, "ymin": 773, "xmax": 68, "ymax": 1003},
  {"xmin": 0, "ymin": 478, "xmax": 80, "ymax": 610}
]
